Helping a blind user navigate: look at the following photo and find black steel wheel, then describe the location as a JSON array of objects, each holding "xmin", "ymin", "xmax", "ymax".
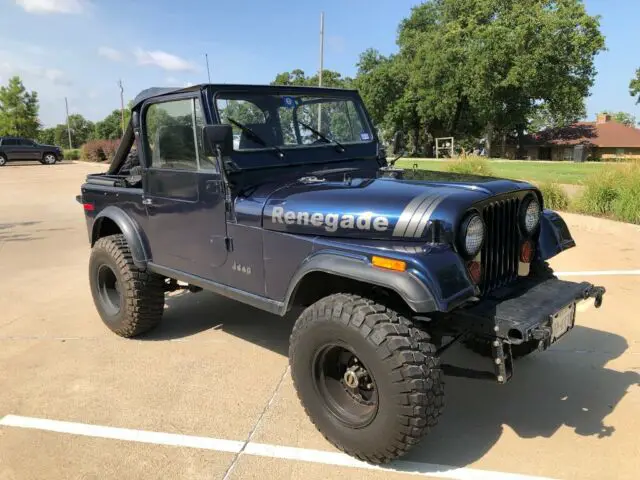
[
  {"xmin": 289, "ymin": 293, "xmax": 444, "ymax": 464},
  {"xmin": 95, "ymin": 263, "xmax": 123, "ymax": 317},
  {"xmin": 313, "ymin": 342, "xmax": 379, "ymax": 429},
  {"xmin": 89, "ymin": 234, "xmax": 165, "ymax": 337}
]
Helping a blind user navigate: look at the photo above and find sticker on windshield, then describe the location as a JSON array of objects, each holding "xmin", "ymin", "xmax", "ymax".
[
  {"xmin": 360, "ymin": 132, "xmax": 371, "ymax": 141},
  {"xmin": 282, "ymin": 96, "xmax": 296, "ymax": 108}
]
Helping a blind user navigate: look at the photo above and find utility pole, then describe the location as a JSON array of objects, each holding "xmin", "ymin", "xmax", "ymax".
[
  {"xmin": 205, "ymin": 53, "xmax": 211, "ymax": 83},
  {"xmin": 318, "ymin": 11, "xmax": 325, "ymax": 132},
  {"xmin": 65, "ymin": 97, "xmax": 72, "ymax": 149},
  {"xmin": 118, "ymin": 79, "xmax": 125, "ymax": 137}
]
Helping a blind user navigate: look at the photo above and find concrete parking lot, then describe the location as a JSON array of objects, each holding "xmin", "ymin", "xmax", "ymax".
[{"xmin": 1, "ymin": 161, "xmax": 639, "ymax": 480}]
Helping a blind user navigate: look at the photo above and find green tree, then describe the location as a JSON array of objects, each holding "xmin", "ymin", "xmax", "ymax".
[
  {"xmin": 630, "ymin": 68, "xmax": 640, "ymax": 104},
  {"xmin": 271, "ymin": 69, "xmax": 354, "ymax": 88},
  {"xmin": 93, "ymin": 108, "xmax": 131, "ymax": 140},
  {"xmin": 597, "ymin": 111, "xmax": 637, "ymax": 127},
  {"xmin": 0, "ymin": 76, "xmax": 40, "ymax": 138},
  {"xmin": 363, "ymin": 0, "xmax": 605, "ymax": 157},
  {"xmin": 38, "ymin": 127, "xmax": 56, "ymax": 145}
]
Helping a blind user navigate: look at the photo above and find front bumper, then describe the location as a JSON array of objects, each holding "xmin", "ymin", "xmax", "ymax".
[
  {"xmin": 441, "ymin": 276, "xmax": 605, "ymax": 383},
  {"xmin": 455, "ymin": 277, "xmax": 605, "ymax": 347}
]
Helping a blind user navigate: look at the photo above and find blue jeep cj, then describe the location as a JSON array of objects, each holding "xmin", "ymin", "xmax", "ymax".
[{"xmin": 78, "ymin": 83, "xmax": 606, "ymax": 464}]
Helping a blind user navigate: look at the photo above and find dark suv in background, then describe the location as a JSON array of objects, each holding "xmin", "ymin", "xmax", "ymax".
[{"xmin": 0, "ymin": 136, "xmax": 63, "ymax": 166}]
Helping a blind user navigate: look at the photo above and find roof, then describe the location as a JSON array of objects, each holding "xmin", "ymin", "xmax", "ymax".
[
  {"xmin": 525, "ymin": 121, "xmax": 640, "ymax": 148},
  {"xmin": 132, "ymin": 83, "xmax": 358, "ymax": 110}
]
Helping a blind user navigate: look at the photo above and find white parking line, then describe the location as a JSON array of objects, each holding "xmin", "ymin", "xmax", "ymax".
[
  {"xmin": 0, "ymin": 414, "xmax": 556, "ymax": 480},
  {"xmin": 555, "ymin": 269, "xmax": 640, "ymax": 277}
]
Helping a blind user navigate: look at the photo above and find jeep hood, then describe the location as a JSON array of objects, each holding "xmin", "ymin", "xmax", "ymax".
[{"xmin": 246, "ymin": 170, "xmax": 537, "ymax": 241}]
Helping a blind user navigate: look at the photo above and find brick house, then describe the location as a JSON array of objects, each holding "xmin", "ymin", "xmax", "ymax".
[{"xmin": 520, "ymin": 113, "xmax": 640, "ymax": 161}]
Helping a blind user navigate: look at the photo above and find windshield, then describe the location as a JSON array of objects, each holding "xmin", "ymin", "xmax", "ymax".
[{"xmin": 214, "ymin": 92, "xmax": 374, "ymax": 152}]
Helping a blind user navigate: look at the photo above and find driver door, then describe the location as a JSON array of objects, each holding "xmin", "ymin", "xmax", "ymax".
[{"xmin": 141, "ymin": 94, "xmax": 229, "ymax": 279}]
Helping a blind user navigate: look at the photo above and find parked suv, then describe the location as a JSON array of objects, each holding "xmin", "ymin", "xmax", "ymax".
[{"xmin": 0, "ymin": 136, "xmax": 63, "ymax": 166}]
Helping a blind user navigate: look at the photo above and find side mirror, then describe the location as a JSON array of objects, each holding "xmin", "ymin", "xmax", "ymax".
[
  {"xmin": 204, "ymin": 124, "xmax": 234, "ymax": 157},
  {"xmin": 392, "ymin": 130, "xmax": 405, "ymax": 155}
]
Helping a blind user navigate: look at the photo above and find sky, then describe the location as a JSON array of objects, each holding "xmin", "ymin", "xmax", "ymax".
[{"xmin": 0, "ymin": 0, "xmax": 638, "ymax": 129}]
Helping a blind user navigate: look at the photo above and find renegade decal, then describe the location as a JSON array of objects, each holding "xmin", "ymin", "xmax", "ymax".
[{"xmin": 272, "ymin": 207, "xmax": 389, "ymax": 233}]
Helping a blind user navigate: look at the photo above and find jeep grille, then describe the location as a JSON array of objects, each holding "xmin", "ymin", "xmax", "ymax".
[{"xmin": 479, "ymin": 197, "xmax": 521, "ymax": 295}]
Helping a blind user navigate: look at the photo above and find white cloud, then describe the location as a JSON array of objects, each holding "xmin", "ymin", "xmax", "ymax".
[
  {"xmin": 15, "ymin": 0, "xmax": 86, "ymax": 14},
  {"xmin": 134, "ymin": 48, "xmax": 198, "ymax": 72},
  {"xmin": 98, "ymin": 46, "xmax": 122, "ymax": 62}
]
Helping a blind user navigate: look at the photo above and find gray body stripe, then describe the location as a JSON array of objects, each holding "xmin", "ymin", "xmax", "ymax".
[
  {"xmin": 392, "ymin": 192, "xmax": 433, "ymax": 237},
  {"xmin": 413, "ymin": 193, "xmax": 451, "ymax": 238},
  {"xmin": 404, "ymin": 196, "xmax": 441, "ymax": 237}
]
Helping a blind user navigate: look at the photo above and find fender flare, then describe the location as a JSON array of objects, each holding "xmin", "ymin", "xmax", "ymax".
[
  {"xmin": 91, "ymin": 206, "xmax": 149, "ymax": 268},
  {"xmin": 283, "ymin": 251, "xmax": 438, "ymax": 314},
  {"xmin": 537, "ymin": 209, "xmax": 576, "ymax": 262}
]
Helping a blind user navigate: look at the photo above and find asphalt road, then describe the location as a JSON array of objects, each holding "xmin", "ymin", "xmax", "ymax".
[{"xmin": 0, "ymin": 161, "xmax": 638, "ymax": 480}]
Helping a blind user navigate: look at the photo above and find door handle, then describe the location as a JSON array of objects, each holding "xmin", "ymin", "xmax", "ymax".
[{"xmin": 142, "ymin": 198, "xmax": 153, "ymax": 206}]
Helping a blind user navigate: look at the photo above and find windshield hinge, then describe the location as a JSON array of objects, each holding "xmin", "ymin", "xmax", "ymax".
[{"xmin": 225, "ymin": 237, "xmax": 233, "ymax": 252}]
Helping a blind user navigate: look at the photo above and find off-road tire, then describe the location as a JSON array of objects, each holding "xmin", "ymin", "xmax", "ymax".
[
  {"xmin": 289, "ymin": 293, "xmax": 444, "ymax": 464},
  {"xmin": 89, "ymin": 234, "xmax": 165, "ymax": 337},
  {"xmin": 0, "ymin": 154, "xmax": 7, "ymax": 166}
]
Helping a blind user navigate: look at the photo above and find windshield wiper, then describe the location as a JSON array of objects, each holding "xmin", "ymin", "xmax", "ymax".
[
  {"xmin": 298, "ymin": 120, "xmax": 346, "ymax": 153},
  {"xmin": 227, "ymin": 118, "xmax": 285, "ymax": 159}
]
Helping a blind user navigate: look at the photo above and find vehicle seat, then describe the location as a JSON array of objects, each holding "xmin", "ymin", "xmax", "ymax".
[
  {"xmin": 153, "ymin": 125, "xmax": 196, "ymax": 170},
  {"xmin": 239, "ymin": 123, "xmax": 277, "ymax": 149}
]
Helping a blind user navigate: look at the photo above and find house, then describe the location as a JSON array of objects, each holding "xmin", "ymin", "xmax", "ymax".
[{"xmin": 521, "ymin": 113, "xmax": 640, "ymax": 161}]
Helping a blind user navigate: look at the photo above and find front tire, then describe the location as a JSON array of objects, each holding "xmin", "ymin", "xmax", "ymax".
[
  {"xmin": 89, "ymin": 234, "xmax": 165, "ymax": 337},
  {"xmin": 289, "ymin": 293, "xmax": 444, "ymax": 464},
  {"xmin": 0, "ymin": 154, "xmax": 7, "ymax": 166},
  {"xmin": 42, "ymin": 153, "xmax": 58, "ymax": 165}
]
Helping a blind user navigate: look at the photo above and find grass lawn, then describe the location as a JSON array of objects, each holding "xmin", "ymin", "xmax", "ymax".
[{"xmin": 395, "ymin": 158, "xmax": 622, "ymax": 185}]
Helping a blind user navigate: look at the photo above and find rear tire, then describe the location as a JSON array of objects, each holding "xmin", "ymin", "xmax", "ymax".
[
  {"xmin": 89, "ymin": 234, "xmax": 165, "ymax": 337},
  {"xmin": 289, "ymin": 293, "xmax": 444, "ymax": 464},
  {"xmin": 0, "ymin": 154, "xmax": 7, "ymax": 166}
]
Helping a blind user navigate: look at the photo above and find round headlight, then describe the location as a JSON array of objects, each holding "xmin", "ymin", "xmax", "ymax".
[
  {"xmin": 522, "ymin": 197, "xmax": 541, "ymax": 234},
  {"xmin": 461, "ymin": 213, "xmax": 485, "ymax": 258}
]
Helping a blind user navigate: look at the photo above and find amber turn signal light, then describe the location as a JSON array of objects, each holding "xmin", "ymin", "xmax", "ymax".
[
  {"xmin": 372, "ymin": 256, "xmax": 406, "ymax": 272},
  {"xmin": 520, "ymin": 240, "xmax": 534, "ymax": 263}
]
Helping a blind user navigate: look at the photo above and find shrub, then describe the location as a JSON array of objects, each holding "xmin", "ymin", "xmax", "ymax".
[
  {"xmin": 81, "ymin": 139, "xmax": 120, "ymax": 162},
  {"xmin": 102, "ymin": 139, "xmax": 119, "ymax": 162},
  {"xmin": 575, "ymin": 163, "xmax": 640, "ymax": 224},
  {"xmin": 64, "ymin": 149, "xmax": 81, "ymax": 160},
  {"xmin": 538, "ymin": 182, "xmax": 569, "ymax": 211},
  {"xmin": 82, "ymin": 140, "xmax": 105, "ymax": 162},
  {"xmin": 575, "ymin": 167, "xmax": 622, "ymax": 215},
  {"xmin": 445, "ymin": 154, "xmax": 494, "ymax": 176}
]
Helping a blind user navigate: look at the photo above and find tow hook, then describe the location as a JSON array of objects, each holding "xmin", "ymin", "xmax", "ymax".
[{"xmin": 584, "ymin": 285, "xmax": 606, "ymax": 308}]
